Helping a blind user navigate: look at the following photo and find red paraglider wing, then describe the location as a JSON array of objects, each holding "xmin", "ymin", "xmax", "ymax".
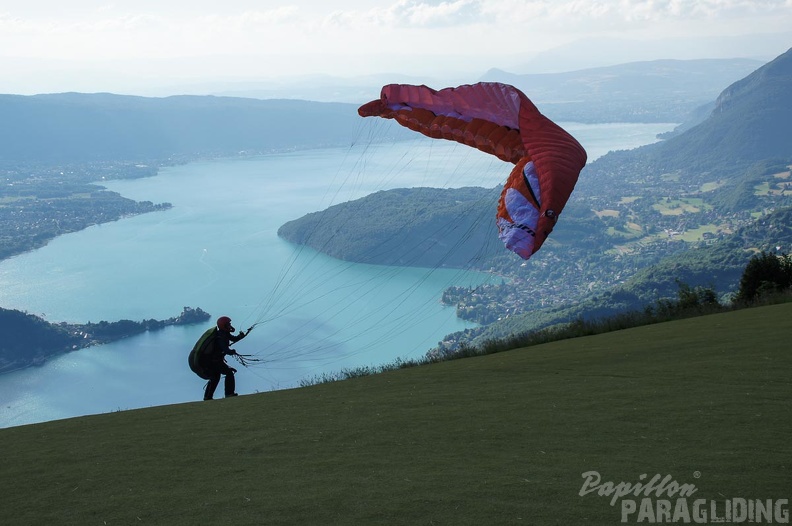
[
  {"xmin": 358, "ymin": 82, "xmax": 587, "ymax": 259},
  {"xmin": 358, "ymin": 83, "xmax": 527, "ymax": 164}
]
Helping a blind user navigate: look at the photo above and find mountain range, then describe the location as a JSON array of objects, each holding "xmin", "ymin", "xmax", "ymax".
[
  {"xmin": 216, "ymin": 58, "xmax": 762, "ymax": 123},
  {"xmin": 481, "ymin": 58, "xmax": 762, "ymax": 122},
  {"xmin": 0, "ymin": 57, "xmax": 767, "ymax": 166},
  {"xmin": 0, "ymin": 94, "xmax": 366, "ymax": 163},
  {"xmin": 656, "ymin": 48, "xmax": 792, "ymax": 167}
]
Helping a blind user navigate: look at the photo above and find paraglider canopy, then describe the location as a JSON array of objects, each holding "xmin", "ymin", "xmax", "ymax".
[{"xmin": 359, "ymin": 82, "xmax": 587, "ymax": 260}]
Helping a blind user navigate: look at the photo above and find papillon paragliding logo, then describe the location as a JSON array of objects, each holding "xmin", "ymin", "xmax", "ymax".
[
  {"xmin": 358, "ymin": 82, "xmax": 588, "ymax": 261},
  {"xmin": 578, "ymin": 471, "xmax": 790, "ymax": 524}
]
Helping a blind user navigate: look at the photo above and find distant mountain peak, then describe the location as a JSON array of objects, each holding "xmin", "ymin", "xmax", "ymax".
[
  {"xmin": 658, "ymin": 47, "xmax": 792, "ymax": 167},
  {"xmin": 714, "ymin": 47, "xmax": 792, "ymax": 113}
]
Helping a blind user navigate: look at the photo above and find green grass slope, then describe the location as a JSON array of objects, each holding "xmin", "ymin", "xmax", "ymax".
[{"xmin": 2, "ymin": 304, "xmax": 790, "ymax": 525}]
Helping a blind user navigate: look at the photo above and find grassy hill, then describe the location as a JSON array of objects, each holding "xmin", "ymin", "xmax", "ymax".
[{"xmin": 2, "ymin": 303, "xmax": 789, "ymax": 525}]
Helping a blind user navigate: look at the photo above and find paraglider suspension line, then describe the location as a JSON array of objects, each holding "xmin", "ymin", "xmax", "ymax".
[{"xmin": 232, "ymin": 353, "xmax": 263, "ymax": 368}]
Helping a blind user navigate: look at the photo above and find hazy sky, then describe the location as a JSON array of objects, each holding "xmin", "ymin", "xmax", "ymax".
[{"xmin": 1, "ymin": 1, "xmax": 791, "ymax": 94}]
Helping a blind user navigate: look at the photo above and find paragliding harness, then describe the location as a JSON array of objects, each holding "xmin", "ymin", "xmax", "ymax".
[
  {"xmin": 188, "ymin": 327, "xmax": 218, "ymax": 380},
  {"xmin": 188, "ymin": 325, "xmax": 262, "ymax": 380}
]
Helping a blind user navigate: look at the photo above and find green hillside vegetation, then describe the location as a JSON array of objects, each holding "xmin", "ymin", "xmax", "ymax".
[
  {"xmin": 1, "ymin": 303, "xmax": 789, "ymax": 525},
  {"xmin": 463, "ymin": 207, "xmax": 792, "ymax": 345},
  {"xmin": 277, "ymin": 186, "xmax": 503, "ymax": 267},
  {"xmin": 279, "ymin": 185, "xmax": 792, "ymax": 331}
]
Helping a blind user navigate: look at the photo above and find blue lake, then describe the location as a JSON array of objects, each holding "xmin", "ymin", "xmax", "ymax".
[{"xmin": 0, "ymin": 122, "xmax": 676, "ymax": 428}]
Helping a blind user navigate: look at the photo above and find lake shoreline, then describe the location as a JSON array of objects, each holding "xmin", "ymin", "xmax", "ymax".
[{"xmin": 0, "ymin": 306, "xmax": 211, "ymax": 375}]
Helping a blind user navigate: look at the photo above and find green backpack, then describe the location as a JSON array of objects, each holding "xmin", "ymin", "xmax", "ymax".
[{"xmin": 188, "ymin": 327, "xmax": 217, "ymax": 380}]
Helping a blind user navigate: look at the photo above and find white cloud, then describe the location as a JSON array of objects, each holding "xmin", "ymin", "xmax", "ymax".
[
  {"xmin": 310, "ymin": 0, "xmax": 792, "ymax": 41},
  {"xmin": 200, "ymin": 6, "xmax": 302, "ymax": 28},
  {"xmin": 472, "ymin": 0, "xmax": 792, "ymax": 24},
  {"xmin": 0, "ymin": 0, "xmax": 790, "ymax": 93},
  {"xmin": 382, "ymin": 0, "xmax": 487, "ymax": 27},
  {"xmin": 322, "ymin": 0, "xmax": 488, "ymax": 29},
  {"xmin": 0, "ymin": 6, "xmax": 311, "ymax": 59},
  {"xmin": 3, "ymin": 1, "xmax": 790, "ymax": 54}
]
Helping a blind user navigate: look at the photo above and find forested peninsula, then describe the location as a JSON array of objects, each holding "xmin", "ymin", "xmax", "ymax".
[{"xmin": 0, "ymin": 306, "xmax": 210, "ymax": 374}]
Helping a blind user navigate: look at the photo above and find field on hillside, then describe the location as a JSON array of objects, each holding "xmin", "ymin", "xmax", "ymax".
[{"xmin": 1, "ymin": 304, "xmax": 790, "ymax": 525}]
